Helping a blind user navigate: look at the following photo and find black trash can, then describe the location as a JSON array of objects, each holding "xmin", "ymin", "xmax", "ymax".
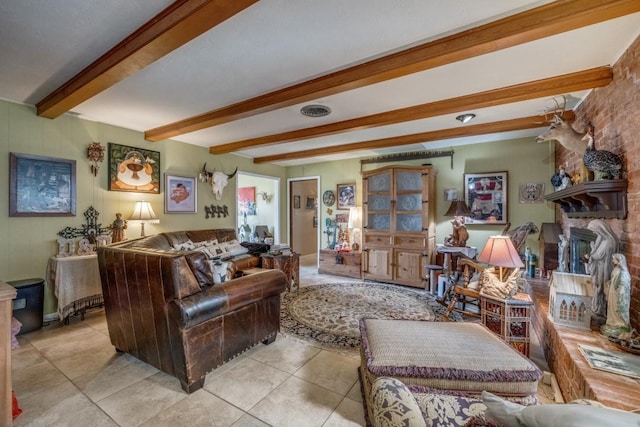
[{"xmin": 9, "ymin": 278, "xmax": 44, "ymax": 335}]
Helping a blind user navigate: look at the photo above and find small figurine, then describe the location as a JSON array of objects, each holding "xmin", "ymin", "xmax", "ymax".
[
  {"xmin": 550, "ymin": 164, "xmax": 571, "ymax": 191},
  {"xmin": 111, "ymin": 213, "xmax": 127, "ymax": 243},
  {"xmin": 601, "ymin": 253, "xmax": 631, "ymax": 338},
  {"xmin": 444, "ymin": 216, "xmax": 469, "ymax": 247}
]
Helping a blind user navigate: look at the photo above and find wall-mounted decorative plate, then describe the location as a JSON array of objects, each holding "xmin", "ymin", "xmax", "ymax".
[{"xmin": 322, "ymin": 190, "xmax": 336, "ymax": 207}]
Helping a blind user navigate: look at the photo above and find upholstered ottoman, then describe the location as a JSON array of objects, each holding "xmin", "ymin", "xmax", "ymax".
[{"xmin": 359, "ymin": 319, "xmax": 541, "ymax": 424}]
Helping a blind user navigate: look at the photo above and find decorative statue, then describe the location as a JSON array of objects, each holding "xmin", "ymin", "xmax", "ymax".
[
  {"xmin": 444, "ymin": 216, "xmax": 469, "ymax": 247},
  {"xmin": 557, "ymin": 234, "xmax": 569, "ymax": 273},
  {"xmin": 111, "ymin": 213, "xmax": 127, "ymax": 243},
  {"xmin": 586, "ymin": 220, "xmax": 619, "ymax": 320},
  {"xmin": 601, "ymin": 253, "xmax": 631, "ymax": 338}
]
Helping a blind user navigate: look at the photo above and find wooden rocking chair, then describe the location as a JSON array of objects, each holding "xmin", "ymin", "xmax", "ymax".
[{"xmin": 445, "ymin": 258, "xmax": 487, "ymax": 318}]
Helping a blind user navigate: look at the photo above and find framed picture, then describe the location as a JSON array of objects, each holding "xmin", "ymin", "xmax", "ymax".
[
  {"xmin": 165, "ymin": 174, "xmax": 196, "ymax": 213},
  {"xmin": 337, "ymin": 183, "xmax": 356, "ymax": 210},
  {"xmin": 335, "ymin": 213, "xmax": 349, "ymax": 224},
  {"xmin": 519, "ymin": 183, "xmax": 544, "ymax": 203},
  {"xmin": 306, "ymin": 196, "xmax": 317, "ymax": 209},
  {"xmin": 464, "ymin": 172, "xmax": 507, "ymax": 224},
  {"xmin": 238, "ymin": 186, "xmax": 256, "ymax": 215},
  {"xmin": 108, "ymin": 142, "xmax": 160, "ymax": 193},
  {"xmin": 9, "ymin": 153, "xmax": 76, "ymax": 217},
  {"xmin": 313, "ymin": 216, "xmax": 318, "ymax": 228},
  {"xmin": 322, "ymin": 190, "xmax": 336, "ymax": 207},
  {"xmin": 293, "ymin": 195, "xmax": 301, "ymax": 209}
]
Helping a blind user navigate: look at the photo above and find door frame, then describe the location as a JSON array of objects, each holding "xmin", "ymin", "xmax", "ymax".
[
  {"xmin": 288, "ymin": 176, "xmax": 320, "ymax": 261},
  {"xmin": 236, "ymin": 171, "xmax": 280, "ymax": 243}
]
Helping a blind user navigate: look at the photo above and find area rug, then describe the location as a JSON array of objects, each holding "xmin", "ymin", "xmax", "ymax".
[{"xmin": 280, "ymin": 282, "xmax": 459, "ymax": 349}]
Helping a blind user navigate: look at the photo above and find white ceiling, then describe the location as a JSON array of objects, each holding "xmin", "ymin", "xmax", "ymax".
[{"xmin": 1, "ymin": 1, "xmax": 639, "ymax": 166}]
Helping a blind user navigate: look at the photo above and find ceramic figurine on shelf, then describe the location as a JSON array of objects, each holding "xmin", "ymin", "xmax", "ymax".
[{"xmin": 601, "ymin": 253, "xmax": 631, "ymax": 338}]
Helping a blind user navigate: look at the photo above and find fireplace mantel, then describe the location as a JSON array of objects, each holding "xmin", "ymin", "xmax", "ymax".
[{"xmin": 544, "ymin": 180, "xmax": 627, "ymax": 219}]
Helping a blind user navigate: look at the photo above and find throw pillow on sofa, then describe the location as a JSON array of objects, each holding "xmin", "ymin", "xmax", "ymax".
[
  {"xmin": 222, "ymin": 239, "xmax": 250, "ymax": 257},
  {"xmin": 210, "ymin": 261, "xmax": 231, "ymax": 284},
  {"xmin": 482, "ymin": 391, "xmax": 640, "ymax": 427}
]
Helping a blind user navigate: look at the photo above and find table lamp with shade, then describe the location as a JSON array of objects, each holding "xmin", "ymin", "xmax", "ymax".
[
  {"xmin": 348, "ymin": 206, "xmax": 362, "ymax": 250},
  {"xmin": 477, "ymin": 235, "xmax": 524, "ymax": 299},
  {"xmin": 129, "ymin": 201, "xmax": 159, "ymax": 237}
]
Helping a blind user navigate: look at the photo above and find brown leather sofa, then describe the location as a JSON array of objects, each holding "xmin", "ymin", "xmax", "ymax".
[{"xmin": 97, "ymin": 229, "xmax": 287, "ymax": 393}]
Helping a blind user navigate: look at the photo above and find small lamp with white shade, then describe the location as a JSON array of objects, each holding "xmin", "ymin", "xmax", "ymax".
[
  {"xmin": 348, "ymin": 207, "xmax": 362, "ymax": 251},
  {"xmin": 129, "ymin": 201, "xmax": 159, "ymax": 237}
]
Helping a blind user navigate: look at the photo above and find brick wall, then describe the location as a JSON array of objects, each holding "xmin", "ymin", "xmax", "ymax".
[{"xmin": 555, "ymin": 34, "xmax": 640, "ymax": 330}]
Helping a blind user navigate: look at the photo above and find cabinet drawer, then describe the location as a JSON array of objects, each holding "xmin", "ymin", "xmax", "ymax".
[
  {"xmin": 364, "ymin": 234, "xmax": 392, "ymax": 246},
  {"xmin": 394, "ymin": 235, "xmax": 426, "ymax": 248}
]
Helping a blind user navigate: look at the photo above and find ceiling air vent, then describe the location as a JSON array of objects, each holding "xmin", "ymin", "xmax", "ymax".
[{"xmin": 300, "ymin": 104, "xmax": 331, "ymax": 118}]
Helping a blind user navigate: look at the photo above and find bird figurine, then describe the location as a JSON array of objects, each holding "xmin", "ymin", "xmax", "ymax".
[
  {"xmin": 550, "ymin": 164, "xmax": 571, "ymax": 191},
  {"xmin": 582, "ymin": 130, "xmax": 622, "ymax": 180}
]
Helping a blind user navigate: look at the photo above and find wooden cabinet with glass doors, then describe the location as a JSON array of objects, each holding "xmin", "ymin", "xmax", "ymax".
[{"xmin": 361, "ymin": 165, "xmax": 435, "ymax": 288}]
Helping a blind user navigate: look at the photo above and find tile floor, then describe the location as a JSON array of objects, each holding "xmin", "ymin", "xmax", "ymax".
[{"xmin": 11, "ymin": 254, "xmax": 551, "ymax": 426}]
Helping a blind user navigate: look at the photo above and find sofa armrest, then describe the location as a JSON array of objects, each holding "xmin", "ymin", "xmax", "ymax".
[
  {"xmin": 168, "ymin": 269, "xmax": 287, "ymax": 328},
  {"xmin": 369, "ymin": 377, "xmax": 426, "ymax": 427}
]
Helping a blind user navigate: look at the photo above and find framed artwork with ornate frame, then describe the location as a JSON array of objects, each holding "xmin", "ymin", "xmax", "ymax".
[
  {"xmin": 108, "ymin": 142, "xmax": 160, "ymax": 193},
  {"xmin": 336, "ymin": 183, "xmax": 356, "ymax": 210},
  {"xmin": 9, "ymin": 152, "xmax": 76, "ymax": 217},
  {"xmin": 165, "ymin": 174, "xmax": 197, "ymax": 213},
  {"xmin": 464, "ymin": 171, "xmax": 508, "ymax": 224}
]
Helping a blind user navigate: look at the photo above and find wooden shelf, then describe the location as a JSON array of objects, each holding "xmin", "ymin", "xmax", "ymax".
[{"xmin": 543, "ymin": 180, "xmax": 627, "ymax": 219}]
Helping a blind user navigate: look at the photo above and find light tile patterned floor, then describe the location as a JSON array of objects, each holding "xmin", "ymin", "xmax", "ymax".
[{"xmin": 11, "ymin": 253, "xmax": 551, "ymax": 426}]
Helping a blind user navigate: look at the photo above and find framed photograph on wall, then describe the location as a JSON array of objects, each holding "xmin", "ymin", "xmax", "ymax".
[
  {"xmin": 238, "ymin": 186, "xmax": 256, "ymax": 215},
  {"xmin": 9, "ymin": 152, "xmax": 76, "ymax": 217},
  {"xmin": 464, "ymin": 172, "xmax": 508, "ymax": 224},
  {"xmin": 165, "ymin": 174, "xmax": 196, "ymax": 213},
  {"xmin": 293, "ymin": 195, "xmax": 301, "ymax": 209},
  {"xmin": 306, "ymin": 196, "xmax": 317, "ymax": 209},
  {"xmin": 336, "ymin": 183, "xmax": 356, "ymax": 210},
  {"xmin": 108, "ymin": 142, "xmax": 160, "ymax": 193}
]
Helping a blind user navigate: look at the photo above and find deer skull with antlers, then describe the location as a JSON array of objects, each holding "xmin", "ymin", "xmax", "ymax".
[{"xmin": 198, "ymin": 164, "xmax": 238, "ymax": 200}]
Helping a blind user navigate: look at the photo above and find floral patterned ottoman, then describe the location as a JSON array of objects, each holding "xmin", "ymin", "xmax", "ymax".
[{"xmin": 359, "ymin": 319, "xmax": 541, "ymax": 426}]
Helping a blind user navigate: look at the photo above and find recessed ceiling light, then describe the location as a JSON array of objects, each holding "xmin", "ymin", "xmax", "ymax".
[
  {"xmin": 456, "ymin": 113, "xmax": 476, "ymax": 124},
  {"xmin": 300, "ymin": 104, "xmax": 331, "ymax": 118}
]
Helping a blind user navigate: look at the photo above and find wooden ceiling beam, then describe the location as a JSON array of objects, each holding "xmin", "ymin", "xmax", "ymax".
[
  {"xmin": 211, "ymin": 66, "xmax": 610, "ymax": 154},
  {"xmin": 35, "ymin": 0, "xmax": 258, "ymax": 119},
  {"xmin": 146, "ymin": 0, "xmax": 639, "ymax": 141},
  {"xmin": 252, "ymin": 111, "xmax": 576, "ymax": 164}
]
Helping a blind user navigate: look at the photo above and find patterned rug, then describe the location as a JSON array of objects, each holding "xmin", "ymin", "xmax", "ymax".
[{"xmin": 280, "ymin": 282, "xmax": 458, "ymax": 349}]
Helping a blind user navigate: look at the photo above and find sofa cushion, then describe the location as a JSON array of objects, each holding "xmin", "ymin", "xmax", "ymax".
[
  {"xmin": 184, "ymin": 252, "xmax": 214, "ymax": 288},
  {"xmin": 221, "ymin": 239, "xmax": 249, "ymax": 257}
]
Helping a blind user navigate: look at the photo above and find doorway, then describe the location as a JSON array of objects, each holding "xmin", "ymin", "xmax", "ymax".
[
  {"xmin": 288, "ymin": 177, "xmax": 319, "ymax": 257},
  {"xmin": 236, "ymin": 172, "xmax": 280, "ymax": 244}
]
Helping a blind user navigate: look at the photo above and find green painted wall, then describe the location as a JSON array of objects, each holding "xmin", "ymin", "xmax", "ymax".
[
  {"xmin": 0, "ymin": 100, "xmax": 287, "ymax": 315},
  {"xmin": 1, "ymin": 98, "xmax": 556, "ymax": 317},
  {"xmin": 287, "ymin": 137, "xmax": 557, "ymax": 253}
]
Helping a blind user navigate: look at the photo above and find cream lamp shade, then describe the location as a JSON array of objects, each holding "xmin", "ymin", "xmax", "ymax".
[{"xmin": 129, "ymin": 201, "xmax": 159, "ymax": 237}]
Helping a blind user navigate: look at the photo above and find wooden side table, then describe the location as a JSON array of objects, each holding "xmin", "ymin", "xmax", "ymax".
[
  {"xmin": 481, "ymin": 292, "xmax": 533, "ymax": 357},
  {"xmin": 260, "ymin": 253, "xmax": 300, "ymax": 292}
]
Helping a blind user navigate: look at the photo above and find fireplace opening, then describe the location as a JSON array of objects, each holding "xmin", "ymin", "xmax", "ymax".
[{"xmin": 569, "ymin": 227, "xmax": 596, "ymax": 274}]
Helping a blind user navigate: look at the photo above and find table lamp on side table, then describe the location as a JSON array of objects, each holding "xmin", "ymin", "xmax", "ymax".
[{"xmin": 477, "ymin": 235, "xmax": 524, "ymax": 299}]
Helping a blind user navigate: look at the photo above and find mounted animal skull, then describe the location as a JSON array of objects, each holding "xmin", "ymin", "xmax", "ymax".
[{"xmin": 198, "ymin": 164, "xmax": 238, "ymax": 200}]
